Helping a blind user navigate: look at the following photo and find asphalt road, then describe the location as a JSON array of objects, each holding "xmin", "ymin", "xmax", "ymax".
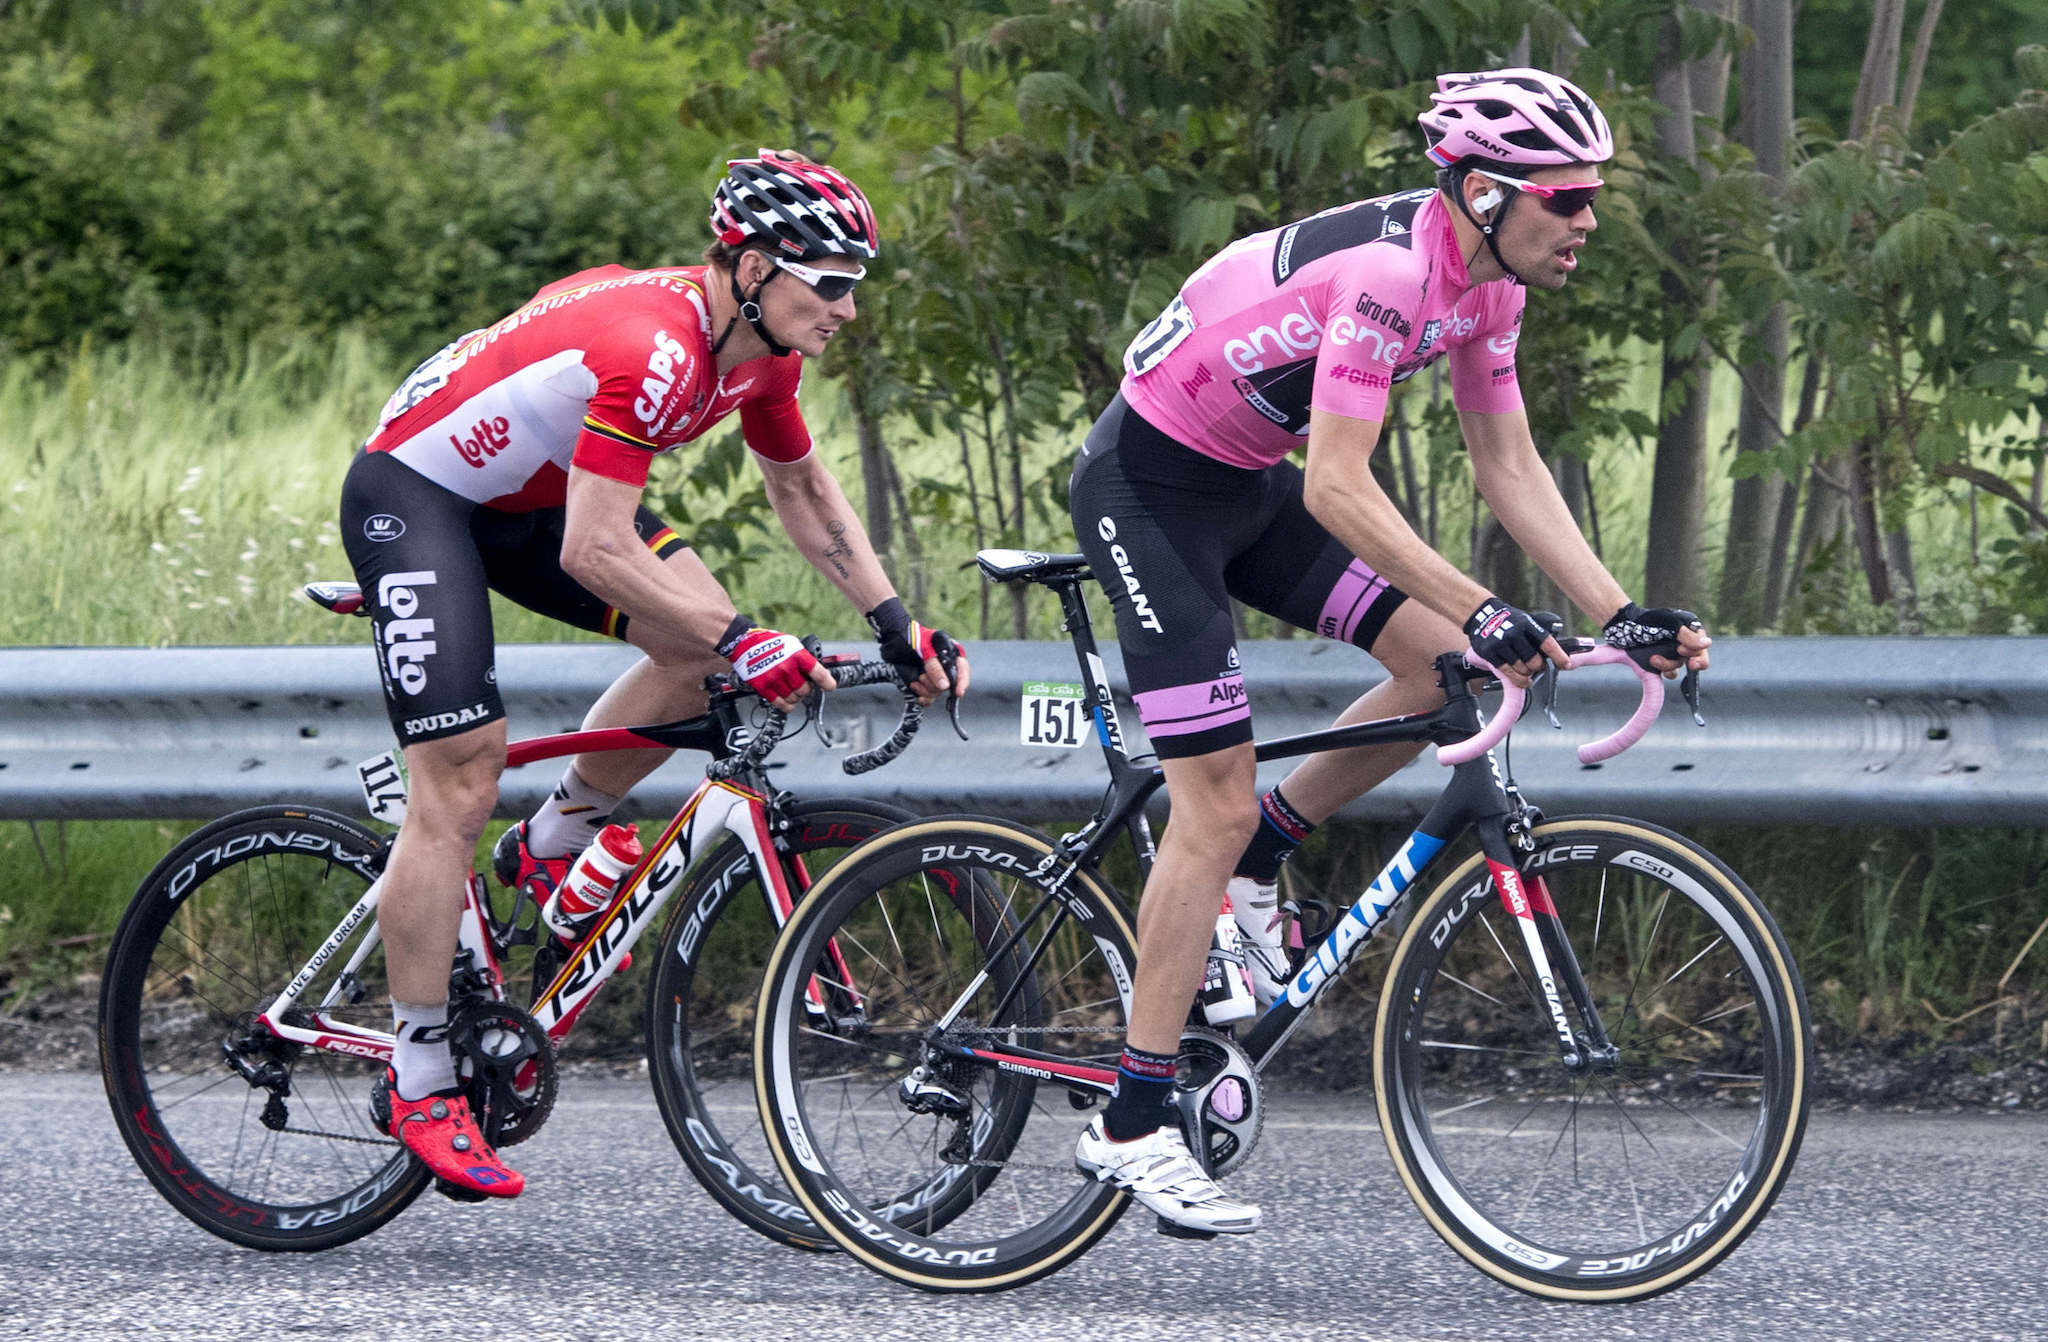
[{"xmin": 3, "ymin": 1070, "xmax": 2043, "ymax": 1341}]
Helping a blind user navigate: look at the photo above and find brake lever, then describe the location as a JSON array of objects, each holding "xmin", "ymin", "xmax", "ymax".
[
  {"xmin": 1538, "ymin": 665, "xmax": 1562, "ymax": 729},
  {"xmin": 1527, "ymin": 613, "xmax": 1568, "ymax": 730},
  {"xmin": 797, "ymin": 634, "xmax": 831, "ymax": 735},
  {"xmin": 934, "ymin": 632, "xmax": 969, "ymax": 741},
  {"xmin": 1681, "ymin": 666, "xmax": 1706, "ymax": 726}
]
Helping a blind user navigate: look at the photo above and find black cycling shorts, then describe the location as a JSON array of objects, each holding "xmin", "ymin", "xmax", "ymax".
[
  {"xmin": 339, "ymin": 451, "xmax": 688, "ymax": 745},
  {"xmin": 1069, "ymin": 396, "xmax": 1408, "ymax": 760}
]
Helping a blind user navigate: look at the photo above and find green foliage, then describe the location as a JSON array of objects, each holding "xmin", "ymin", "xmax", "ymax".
[
  {"xmin": 4, "ymin": 0, "xmax": 2046, "ymax": 646},
  {"xmin": 0, "ymin": 0, "xmax": 729, "ymax": 368}
]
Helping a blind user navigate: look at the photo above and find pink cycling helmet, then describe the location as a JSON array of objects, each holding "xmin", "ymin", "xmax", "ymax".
[{"xmin": 1419, "ymin": 68, "xmax": 1614, "ymax": 169}]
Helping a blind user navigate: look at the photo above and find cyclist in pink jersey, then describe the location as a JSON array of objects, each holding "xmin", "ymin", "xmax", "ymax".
[
  {"xmin": 341, "ymin": 151, "xmax": 969, "ymax": 1198},
  {"xmin": 1070, "ymin": 71, "xmax": 1712, "ymax": 1236}
]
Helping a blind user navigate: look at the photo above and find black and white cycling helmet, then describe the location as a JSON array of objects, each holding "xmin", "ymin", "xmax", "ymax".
[{"xmin": 710, "ymin": 149, "xmax": 880, "ymax": 262}]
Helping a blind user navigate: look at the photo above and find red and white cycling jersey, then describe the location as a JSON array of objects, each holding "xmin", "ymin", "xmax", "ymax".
[
  {"xmin": 1120, "ymin": 188, "xmax": 1525, "ymax": 469},
  {"xmin": 364, "ymin": 265, "xmax": 812, "ymax": 511}
]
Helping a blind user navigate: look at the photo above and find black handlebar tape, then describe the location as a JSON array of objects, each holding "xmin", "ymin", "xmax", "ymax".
[{"xmin": 844, "ymin": 685, "xmax": 925, "ymax": 776}]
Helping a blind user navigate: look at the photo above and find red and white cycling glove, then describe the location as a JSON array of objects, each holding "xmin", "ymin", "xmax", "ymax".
[
  {"xmin": 865, "ymin": 597, "xmax": 961, "ymax": 687},
  {"xmin": 717, "ymin": 617, "xmax": 820, "ymax": 703}
]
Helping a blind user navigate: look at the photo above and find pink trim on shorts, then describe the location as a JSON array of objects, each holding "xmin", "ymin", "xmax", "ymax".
[
  {"xmin": 1133, "ymin": 675, "xmax": 1251, "ymax": 737},
  {"xmin": 1318, "ymin": 559, "xmax": 1391, "ymax": 645}
]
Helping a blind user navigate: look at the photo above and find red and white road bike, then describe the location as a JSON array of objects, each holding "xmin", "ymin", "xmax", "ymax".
[{"xmin": 99, "ymin": 579, "xmax": 957, "ymax": 1252}]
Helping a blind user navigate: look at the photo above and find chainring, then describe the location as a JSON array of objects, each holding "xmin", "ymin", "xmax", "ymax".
[
  {"xmin": 1174, "ymin": 1026, "xmax": 1264, "ymax": 1178},
  {"xmin": 448, "ymin": 1000, "xmax": 557, "ymax": 1147}
]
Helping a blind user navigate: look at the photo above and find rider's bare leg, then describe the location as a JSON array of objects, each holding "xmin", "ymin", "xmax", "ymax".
[
  {"xmin": 1252, "ymin": 601, "xmax": 1465, "ymax": 825},
  {"xmin": 383, "ymin": 720, "xmax": 507, "ymax": 1058},
  {"xmin": 563, "ymin": 546, "xmax": 731, "ymax": 800},
  {"xmin": 1125, "ymin": 745, "xmax": 1262, "ymax": 1056}
]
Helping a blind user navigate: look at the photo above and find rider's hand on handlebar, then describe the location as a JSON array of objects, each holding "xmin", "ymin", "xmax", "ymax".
[
  {"xmin": 718, "ymin": 618, "xmax": 838, "ymax": 711},
  {"xmin": 1603, "ymin": 602, "xmax": 1711, "ymax": 679},
  {"xmin": 867, "ymin": 598, "xmax": 970, "ymax": 707},
  {"xmin": 1465, "ymin": 598, "xmax": 1568, "ymax": 690}
]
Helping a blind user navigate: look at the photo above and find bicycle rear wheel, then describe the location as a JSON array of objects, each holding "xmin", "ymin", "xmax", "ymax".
[
  {"xmin": 1376, "ymin": 817, "xmax": 1810, "ymax": 1301},
  {"xmin": 99, "ymin": 806, "xmax": 429, "ymax": 1251},
  {"xmin": 754, "ymin": 817, "xmax": 1139, "ymax": 1292},
  {"xmin": 644, "ymin": 798, "xmax": 913, "ymax": 1251}
]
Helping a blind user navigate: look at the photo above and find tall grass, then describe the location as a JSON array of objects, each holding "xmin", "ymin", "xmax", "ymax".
[{"xmin": 0, "ymin": 333, "xmax": 622, "ymax": 648}]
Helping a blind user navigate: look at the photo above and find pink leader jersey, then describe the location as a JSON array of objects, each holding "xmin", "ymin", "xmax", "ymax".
[{"xmin": 1119, "ymin": 187, "xmax": 1526, "ymax": 468}]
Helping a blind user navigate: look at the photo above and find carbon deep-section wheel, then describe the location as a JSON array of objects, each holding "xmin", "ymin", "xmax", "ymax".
[
  {"xmin": 645, "ymin": 798, "xmax": 914, "ymax": 1250},
  {"xmin": 754, "ymin": 816, "xmax": 1141, "ymax": 1292},
  {"xmin": 100, "ymin": 806, "xmax": 429, "ymax": 1251},
  {"xmin": 1376, "ymin": 817, "xmax": 1811, "ymax": 1301}
]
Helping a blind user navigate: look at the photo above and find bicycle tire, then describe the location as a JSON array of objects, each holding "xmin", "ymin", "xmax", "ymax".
[
  {"xmin": 99, "ymin": 805, "xmax": 431, "ymax": 1251},
  {"xmin": 644, "ymin": 797, "xmax": 915, "ymax": 1251},
  {"xmin": 1375, "ymin": 816, "xmax": 1811, "ymax": 1301},
  {"xmin": 754, "ymin": 816, "xmax": 1140, "ymax": 1292}
]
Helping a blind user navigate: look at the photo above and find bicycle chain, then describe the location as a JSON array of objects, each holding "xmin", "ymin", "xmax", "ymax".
[{"xmin": 274, "ymin": 1125, "xmax": 399, "ymax": 1149}]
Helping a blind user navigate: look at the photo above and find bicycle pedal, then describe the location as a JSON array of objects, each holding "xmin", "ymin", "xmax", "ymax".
[
  {"xmin": 433, "ymin": 1178, "xmax": 490, "ymax": 1204},
  {"xmin": 1155, "ymin": 1216, "xmax": 1219, "ymax": 1241}
]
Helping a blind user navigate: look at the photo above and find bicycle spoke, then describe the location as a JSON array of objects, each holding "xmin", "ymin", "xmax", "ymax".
[
  {"xmin": 1613, "ymin": 887, "xmax": 1671, "ymax": 1039},
  {"xmin": 1435, "ymin": 969, "xmax": 1509, "ymax": 1009},
  {"xmin": 1419, "ymin": 1038, "xmax": 1555, "ymax": 1060},
  {"xmin": 1611, "ymin": 1071, "xmax": 1750, "ymax": 1151},
  {"xmin": 1610, "ymin": 1085, "xmax": 1648, "ymax": 1245},
  {"xmin": 1475, "ymin": 910, "xmax": 1541, "ymax": 1013}
]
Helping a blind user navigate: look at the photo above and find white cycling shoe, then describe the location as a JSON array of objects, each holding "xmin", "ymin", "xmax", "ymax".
[
  {"xmin": 1074, "ymin": 1116, "xmax": 1261, "ymax": 1238},
  {"xmin": 1227, "ymin": 875, "xmax": 1290, "ymax": 1006}
]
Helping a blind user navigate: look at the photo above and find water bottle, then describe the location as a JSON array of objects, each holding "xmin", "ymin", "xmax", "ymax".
[
  {"xmin": 541, "ymin": 823, "xmax": 643, "ymax": 942},
  {"xmin": 1198, "ymin": 891, "xmax": 1257, "ymax": 1026}
]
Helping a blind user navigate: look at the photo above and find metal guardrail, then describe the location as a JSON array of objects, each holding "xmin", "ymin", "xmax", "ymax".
[{"xmin": 0, "ymin": 638, "xmax": 2040, "ymax": 826}]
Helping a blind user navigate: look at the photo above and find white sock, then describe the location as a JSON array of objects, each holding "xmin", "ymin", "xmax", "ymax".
[
  {"xmin": 523, "ymin": 763, "xmax": 625, "ymax": 860},
  {"xmin": 391, "ymin": 999, "xmax": 456, "ymax": 1100}
]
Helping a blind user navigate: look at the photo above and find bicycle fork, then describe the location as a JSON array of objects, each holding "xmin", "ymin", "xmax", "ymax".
[{"xmin": 1476, "ymin": 820, "xmax": 1617, "ymax": 1073}]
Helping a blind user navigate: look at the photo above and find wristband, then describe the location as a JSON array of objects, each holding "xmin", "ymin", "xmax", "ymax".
[
  {"xmin": 864, "ymin": 597, "xmax": 911, "ymax": 643},
  {"xmin": 714, "ymin": 614, "xmax": 755, "ymax": 660}
]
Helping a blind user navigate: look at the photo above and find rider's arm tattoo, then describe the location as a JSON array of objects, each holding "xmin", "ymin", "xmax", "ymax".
[{"xmin": 822, "ymin": 519, "xmax": 853, "ymax": 580}]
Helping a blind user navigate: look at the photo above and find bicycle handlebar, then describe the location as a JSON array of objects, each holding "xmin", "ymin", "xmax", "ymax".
[
  {"xmin": 705, "ymin": 658, "xmax": 927, "ymax": 781},
  {"xmin": 825, "ymin": 660, "xmax": 928, "ymax": 776},
  {"xmin": 1435, "ymin": 645, "xmax": 1664, "ymax": 767}
]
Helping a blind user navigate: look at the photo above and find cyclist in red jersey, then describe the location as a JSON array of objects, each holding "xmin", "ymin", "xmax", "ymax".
[
  {"xmin": 1068, "ymin": 71, "xmax": 1711, "ymax": 1235},
  {"xmin": 340, "ymin": 151, "xmax": 969, "ymax": 1198}
]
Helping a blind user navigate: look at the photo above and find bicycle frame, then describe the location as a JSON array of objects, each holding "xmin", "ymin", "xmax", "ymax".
[
  {"xmin": 253, "ymin": 705, "xmax": 847, "ymax": 1065},
  {"xmin": 926, "ymin": 572, "xmax": 1615, "ymax": 1097}
]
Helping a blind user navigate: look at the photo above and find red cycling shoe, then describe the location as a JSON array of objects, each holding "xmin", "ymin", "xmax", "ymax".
[{"xmin": 383, "ymin": 1072, "xmax": 525, "ymax": 1199}]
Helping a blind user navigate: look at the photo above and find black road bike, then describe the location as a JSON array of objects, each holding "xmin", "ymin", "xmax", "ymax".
[{"xmin": 749, "ymin": 550, "xmax": 1810, "ymax": 1299}]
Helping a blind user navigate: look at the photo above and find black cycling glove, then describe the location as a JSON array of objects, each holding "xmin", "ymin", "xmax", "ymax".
[
  {"xmin": 1602, "ymin": 602, "xmax": 1704, "ymax": 671},
  {"xmin": 865, "ymin": 597, "xmax": 961, "ymax": 688},
  {"xmin": 1464, "ymin": 598, "xmax": 1553, "ymax": 669}
]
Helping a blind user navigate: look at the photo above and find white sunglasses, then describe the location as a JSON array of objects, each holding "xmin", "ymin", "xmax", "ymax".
[{"xmin": 772, "ymin": 256, "xmax": 866, "ymax": 300}]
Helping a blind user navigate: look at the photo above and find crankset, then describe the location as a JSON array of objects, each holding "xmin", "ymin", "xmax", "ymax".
[
  {"xmin": 448, "ymin": 1000, "xmax": 558, "ymax": 1147},
  {"xmin": 1174, "ymin": 1026, "xmax": 1263, "ymax": 1178}
]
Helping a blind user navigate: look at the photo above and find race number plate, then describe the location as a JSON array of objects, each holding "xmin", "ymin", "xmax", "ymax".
[
  {"xmin": 356, "ymin": 749, "xmax": 409, "ymax": 824},
  {"xmin": 1020, "ymin": 681, "xmax": 1087, "ymax": 749}
]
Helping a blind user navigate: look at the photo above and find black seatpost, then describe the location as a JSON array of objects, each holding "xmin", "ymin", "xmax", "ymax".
[{"xmin": 1048, "ymin": 574, "xmax": 1162, "ymax": 872}]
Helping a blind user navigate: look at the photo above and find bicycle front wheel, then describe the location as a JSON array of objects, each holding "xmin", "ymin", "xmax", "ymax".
[
  {"xmin": 1376, "ymin": 817, "xmax": 1810, "ymax": 1301},
  {"xmin": 645, "ymin": 797, "xmax": 913, "ymax": 1251},
  {"xmin": 99, "ymin": 806, "xmax": 428, "ymax": 1251},
  {"xmin": 754, "ymin": 816, "xmax": 1139, "ymax": 1292}
]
